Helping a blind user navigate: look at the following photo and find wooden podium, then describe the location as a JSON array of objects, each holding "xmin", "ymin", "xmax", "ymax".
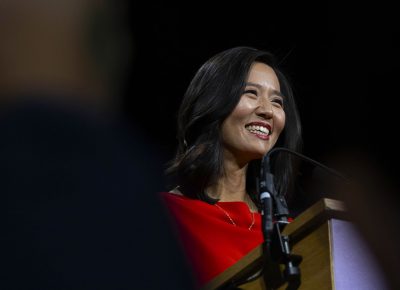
[{"xmin": 201, "ymin": 198, "xmax": 388, "ymax": 290}]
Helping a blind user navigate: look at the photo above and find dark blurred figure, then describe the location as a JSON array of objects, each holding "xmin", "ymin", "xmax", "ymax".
[{"xmin": 0, "ymin": 1, "xmax": 194, "ymax": 289}]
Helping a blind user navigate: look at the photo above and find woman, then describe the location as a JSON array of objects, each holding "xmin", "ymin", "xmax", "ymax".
[{"xmin": 161, "ymin": 46, "xmax": 302, "ymax": 287}]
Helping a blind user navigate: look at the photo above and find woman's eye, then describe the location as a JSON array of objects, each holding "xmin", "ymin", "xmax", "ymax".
[
  {"xmin": 272, "ymin": 98, "xmax": 284, "ymax": 107},
  {"xmin": 244, "ymin": 89, "xmax": 258, "ymax": 96}
]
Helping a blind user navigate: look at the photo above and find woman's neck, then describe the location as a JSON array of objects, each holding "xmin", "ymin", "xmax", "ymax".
[
  {"xmin": 206, "ymin": 154, "xmax": 248, "ymax": 202},
  {"xmin": 206, "ymin": 173, "xmax": 247, "ymax": 202},
  {"xmin": 205, "ymin": 150, "xmax": 259, "ymax": 212}
]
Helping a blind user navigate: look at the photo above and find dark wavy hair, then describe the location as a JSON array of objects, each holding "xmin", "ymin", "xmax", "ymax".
[{"xmin": 165, "ymin": 46, "xmax": 302, "ymax": 206}]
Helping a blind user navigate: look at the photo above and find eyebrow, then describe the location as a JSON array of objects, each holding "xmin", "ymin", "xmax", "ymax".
[{"xmin": 245, "ymin": 82, "xmax": 284, "ymax": 98}]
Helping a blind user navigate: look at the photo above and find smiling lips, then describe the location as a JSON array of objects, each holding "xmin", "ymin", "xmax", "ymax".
[{"xmin": 245, "ymin": 122, "xmax": 272, "ymax": 140}]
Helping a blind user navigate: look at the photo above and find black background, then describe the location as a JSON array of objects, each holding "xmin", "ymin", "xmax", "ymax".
[{"xmin": 122, "ymin": 2, "xmax": 399, "ymax": 207}]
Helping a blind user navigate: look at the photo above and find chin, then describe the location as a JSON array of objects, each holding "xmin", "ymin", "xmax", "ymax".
[{"xmin": 257, "ymin": 146, "xmax": 271, "ymax": 158}]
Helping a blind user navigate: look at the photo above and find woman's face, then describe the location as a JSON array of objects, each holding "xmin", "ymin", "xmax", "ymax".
[{"xmin": 221, "ymin": 62, "xmax": 286, "ymax": 164}]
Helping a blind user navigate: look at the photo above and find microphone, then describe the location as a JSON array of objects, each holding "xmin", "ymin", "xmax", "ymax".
[
  {"xmin": 259, "ymin": 147, "xmax": 349, "ymax": 290},
  {"xmin": 259, "ymin": 153, "xmax": 276, "ymax": 246}
]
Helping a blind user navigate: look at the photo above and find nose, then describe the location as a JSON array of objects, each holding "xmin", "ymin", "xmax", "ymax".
[{"xmin": 255, "ymin": 98, "xmax": 274, "ymax": 120}]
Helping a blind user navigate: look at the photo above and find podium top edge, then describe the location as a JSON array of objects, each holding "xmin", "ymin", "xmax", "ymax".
[{"xmin": 282, "ymin": 198, "xmax": 347, "ymax": 237}]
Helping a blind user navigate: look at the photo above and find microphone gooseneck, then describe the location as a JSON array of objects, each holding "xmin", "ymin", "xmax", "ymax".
[{"xmin": 262, "ymin": 147, "xmax": 349, "ymax": 182}]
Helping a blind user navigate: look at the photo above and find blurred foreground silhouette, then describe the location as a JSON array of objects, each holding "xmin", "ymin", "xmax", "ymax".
[{"xmin": 0, "ymin": 1, "xmax": 194, "ymax": 289}]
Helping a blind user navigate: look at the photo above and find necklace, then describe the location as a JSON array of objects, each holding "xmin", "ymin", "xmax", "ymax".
[{"xmin": 214, "ymin": 203, "xmax": 255, "ymax": 231}]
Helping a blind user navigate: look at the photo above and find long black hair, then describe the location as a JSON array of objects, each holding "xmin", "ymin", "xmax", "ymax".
[{"xmin": 166, "ymin": 46, "xmax": 302, "ymax": 206}]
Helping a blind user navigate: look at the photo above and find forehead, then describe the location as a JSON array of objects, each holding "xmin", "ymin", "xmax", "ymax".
[{"xmin": 246, "ymin": 62, "xmax": 280, "ymax": 91}]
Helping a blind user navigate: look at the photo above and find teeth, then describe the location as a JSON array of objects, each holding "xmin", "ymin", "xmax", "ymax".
[{"xmin": 245, "ymin": 125, "xmax": 270, "ymax": 135}]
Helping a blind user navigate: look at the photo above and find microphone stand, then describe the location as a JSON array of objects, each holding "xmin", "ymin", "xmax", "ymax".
[{"xmin": 259, "ymin": 151, "xmax": 302, "ymax": 290}]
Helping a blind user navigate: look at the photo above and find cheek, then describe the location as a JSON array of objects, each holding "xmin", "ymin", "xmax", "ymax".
[
  {"xmin": 221, "ymin": 107, "xmax": 250, "ymax": 144},
  {"xmin": 223, "ymin": 102, "xmax": 252, "ymax": 132},
  {"xmin": 230, "ymin": 99, "xmax": 253, "ymax": 118},
  {"xmin": 274, "ymin": 111, "xmax": 286, "ymax": 136},
  {"xmin": 221, "ymin": 118, "xmax": 238, "ymax": 144}
]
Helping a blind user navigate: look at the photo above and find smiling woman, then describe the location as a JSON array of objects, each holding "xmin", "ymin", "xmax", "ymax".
[
  {"xmin": 160, "ymin": 46, "xmax": 302, "ymax": 287},
  {"xmin": 221, "ymin": 62, "xmax": 286, "ymax": 164}
]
